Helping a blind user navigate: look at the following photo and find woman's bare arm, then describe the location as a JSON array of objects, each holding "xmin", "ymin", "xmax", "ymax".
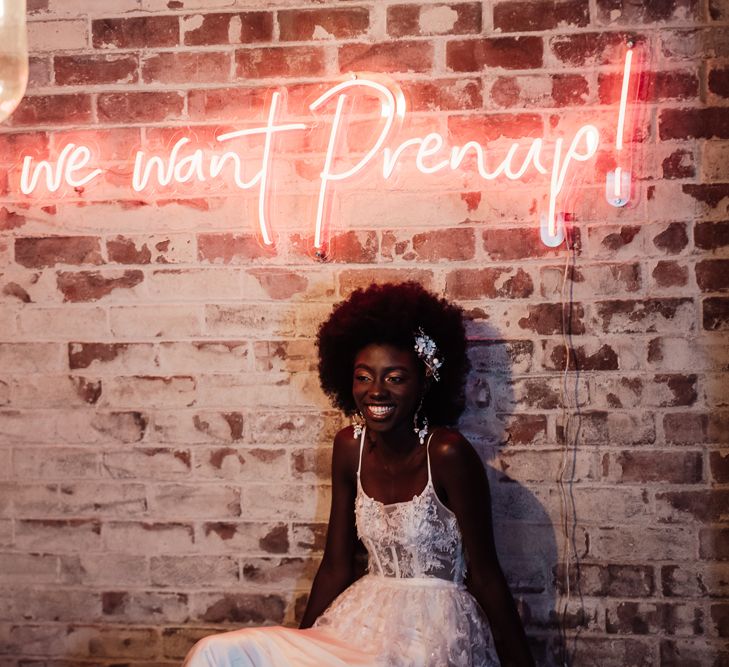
[
  {"xmin": 299, "ymin": 427, "xmax": 359, "ymax": 629},
  {"xmin": 431, "ymin": 430, "xmax": 535, "ymax": 667}
]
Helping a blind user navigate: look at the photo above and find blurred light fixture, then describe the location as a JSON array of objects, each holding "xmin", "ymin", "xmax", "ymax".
[{"xmin": 0, "ymin": 0, "xmax": 28, "ymax": 124}]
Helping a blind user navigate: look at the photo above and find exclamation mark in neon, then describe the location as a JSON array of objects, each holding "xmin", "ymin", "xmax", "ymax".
[{"xmin": 606, "ymin": 42, "xmax": 634, "ymax": 207}]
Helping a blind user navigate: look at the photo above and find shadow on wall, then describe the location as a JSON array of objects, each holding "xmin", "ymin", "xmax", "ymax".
[{"xmin": 459, "ymin": 318, "xmax": 561, "ymax": 666}]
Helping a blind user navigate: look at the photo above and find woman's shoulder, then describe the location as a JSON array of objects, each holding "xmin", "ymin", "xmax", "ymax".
[
  {"xmin": 428, "ymin": 427, "xmax": 481, "ymax": 472},
  {"xmin": 331, "ymin": 426, "xmax": 362, "ymax": 479}
]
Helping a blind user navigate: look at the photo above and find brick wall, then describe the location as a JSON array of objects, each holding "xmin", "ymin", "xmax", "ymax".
[{"xmin": 1, "ymin": 0, "xmax": 727, "ymax": 664}]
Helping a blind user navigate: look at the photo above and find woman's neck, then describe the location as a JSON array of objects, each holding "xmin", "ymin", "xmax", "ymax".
[{"xmin": 366, "ymin": 423, "xmax": 421, "ymax": 459}]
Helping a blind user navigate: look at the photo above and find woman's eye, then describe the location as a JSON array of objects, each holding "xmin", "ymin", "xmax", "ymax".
[
  {"xmin": 354, "ymin": 374, "xmax": 371, "ymax": 383},
  {"xmin": 387, "ymin": 376, "xmax": 404, "ymax": 384}
]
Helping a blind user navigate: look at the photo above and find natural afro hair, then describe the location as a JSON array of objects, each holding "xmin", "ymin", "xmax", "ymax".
[{"xmin": 317, "ymin": 282, "xmax": 469, "ymax": 426}]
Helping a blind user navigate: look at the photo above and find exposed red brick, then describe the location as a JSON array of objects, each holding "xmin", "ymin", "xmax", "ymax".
[
  {"xmin": 291, "ymin": 231, "xmax": 378, "ymax": 264},
  {"xmin": 551, "ymin": 74, "xmax": 590, "ymax": 106},
  {"xmin": 605, "ymin": 565, "xmax": 656, "ymax": 598},
  {"xmin": 599, "ymin": 71, "xmax": 698, "ymax": 104},
  {"xmin": 54, "ymin": 55, "xmax": 138, "ymax": 86},
  {"xmin": 410, "ymin": 229, "xmax": 476, "ymax": 262},
  {"xmin": 400, "ymin": 79, "xmax": 482, "ymax": 112},
  {"xmin": 550, "ymin": 32, "xmax": 645, "ymax": 66},
  {"xmin": 710, "ymin": 451, "xmax": 729, "ymax": 483},
  {"xmin": 198, "ymin": 233, "xmax": 272, "ymax": 264},
  {"xmin": 663, "ymin": 412, "xmax": 729, "ymax": 444},
  {"xmin": 142, "ymin": 52, "xmax": 231, "ymax": 85},
  {"xmin": 0, "ymin": 132, "xmax": 49, "ymax": 159},
  {"xmin": 606, "ymin": 601, "xmax": 703, "ymax": 636},
  {"xmin": 711, "ymin": 604, "xmax": 729, "ymax": 637},
  {"xmin": 448, "ymin": 113, "xmax": 544, "ymax": 144},
  {"xmin": 279, "ymin": 8, "xmax": 369, "ymax": 41},
  {"xmin": 15, "ymin": 236, "xmax": 102, "ymax": 268},
  {"xmin": 183, "ymin": 12, "xmax": 273, "ymax": 46},
  {"xmin": 68, "ymin": 342, "xmax": 132, "ymax": 370},
  {"xmin": 222, "ymin": 413, "xmax": 245, "ymax": 441},
  {"xmin": 682, "ymin": 183, "xmax": 729, "ymax": 208},
  {"xmin": 700, "ymin": 528, "xmax": 729, "ymax": 560},
  {"xmin": 556, "ymin": 562, "xmax": 655, "ymax": 597},
  {"xmin": 657, "ymin": 490, "xmax": 729, "ymax": 522},
  {"xmin": 596, "ymin": 0, "xmax": 699, "ymax": 23},
  {"xmin": 9, "ymin": 94, "xmax": 93, "ymax": 126},
  {"xmin": 696, "ymin": 259, "xmax": 729, "ymax": 292},
  {"xmin": 651, "ymin": 222, "xmax": 688, "ymax": 254},
  {"xmin": 447, "ymin": 37, "xmax": 543, "ymax": 71},
  {"xmin": 107, "ymin": 237, "xmax": 152, "ymax": 264},
  {"xmin": 73, "ymin": 377, "xmax": 103, "ymax": 404},
  {"xmin": 92, "ymin": 17, "xmax": 179, "ymax": 49},
  {"xmin": 652, "ymin": 260, "xmax": 688, "ymax": 288},
  {"xmin": 594, "ymin": 298, "xmax": 694, "ymax": 333},
  {"xmin": 387, "ymin": 3, "xmax": 482, "ymax": 37},
  {"xmin": 661, "ymin": 639, "xmax": 729, "ymax": 666},
  {"xmin": 709, "ymin": 66, "xmax": 729, "ymax": 98},
  {"xmin": 57, "ymin": 270, "xmax": 144, "ymax": 303},
  {"xmin": 339, "ymin": 42, "xmax": 433, "ymax": 74},
  {"xmin": 597, "ymin": 225, "xmax": 640, "ymax": 252},
  {"xmin": 519, "ymin": 303, "xmax": 586, "ymax": 335},
  {"xmin": 101, "ymin": 591, "xmax": 128, "ymax": 615},
  {"xmin": 695, "ymin": 221, "xmax": 729, "ymax": 251},
  {"xmin": 29, "ymin": 56, "xmax": 51, "ymax": 87},
  {"xmin": 198, "ymin": 593, "xmax": 285, "ymax": 624},
  {"xmin": 661, "ymin": 148, "xmax": 695, "ymax": 179},
  {"xmin": 247, "ymin": 269, "xmax": 308, "ymax": 300},
  {"xmin": 494, "ymin": 0, "xmax": 589, "ymax": 32},
  {"xmin": 339, "ymin": 269, "xmax": 434, "ymax": 296},
  {"xmin": 546, "ymin": 342, "xmax": 619, "ymax": 371},
  {"xmin": 614, "ymin": 451, "xmax": 702, "ymax": 483},
  {"xmin": 704, "ymin": 297, "xmax": 729, "ymax": 330},
  {"xmin": 259, "ymin": 524, "xmax": 289, "ymax": 553},
  {"xmin": 97, "ymin": 92, "xmax": 184, "ymax": 124},
  {"xmin": 387, "ymin": 5, "xmax": 420, "ymax": 37},
  {"xmin": 446, "ymin": 267, "xmax": 534, "ymax": 299},
  {"xmin": 502, "ymin": 414, "xmax": 547, "ymax": 445},
  {"xmin": 660, "ymin": 108, "xmax": 729, "ymax": 140},
  {"xmin": 187, "ymin": 87, "xmax": 268, "ymax": 122},
  {"xmin": 711, "ymin": 0, "xmax": 729, "ymax": 19},
  {"xmin": 236, "ymin": 46, "xmax": 326, "ymax": 79}
]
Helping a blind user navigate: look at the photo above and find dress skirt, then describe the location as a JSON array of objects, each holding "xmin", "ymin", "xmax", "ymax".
[{"xmin": 183, "ymin": 574, "xmax": 498, "ymax": 667}]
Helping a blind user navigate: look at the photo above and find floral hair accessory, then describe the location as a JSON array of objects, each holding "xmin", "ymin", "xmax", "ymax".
[{"xmin": 414, "ymin": 327, "xmax": 443, "ymax": 382}]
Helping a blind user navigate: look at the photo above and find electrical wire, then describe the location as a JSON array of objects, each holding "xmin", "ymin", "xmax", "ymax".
[{"xmin": 555, "ymin": 221, "xmax": 585, "ymax": 666}]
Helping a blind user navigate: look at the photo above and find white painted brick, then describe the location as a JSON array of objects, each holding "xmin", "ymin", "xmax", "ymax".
[
  {"xmin": 13, "ymin": 447, "xmax": 99, "ymax": 479},
  {"xmin": 109, "ymin": 305, "xmax": 203, "ymax": 338},
  {"xmin": 18, "ymin": 307, "xmax": 109, "ymax": 338},
  {"xmin": 27, "ymin": 19, "xmax": 89, "ymax": 52}
]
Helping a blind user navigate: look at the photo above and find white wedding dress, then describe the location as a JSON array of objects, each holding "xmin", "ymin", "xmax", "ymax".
[{"xmin": 183, "ymin": 429, "xmax": 499, "ymax": 666}]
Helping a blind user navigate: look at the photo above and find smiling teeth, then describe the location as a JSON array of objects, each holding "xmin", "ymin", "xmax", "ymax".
[{"xmin": 368, "ymin": 405, "xmax": 394, "ymax": 416}]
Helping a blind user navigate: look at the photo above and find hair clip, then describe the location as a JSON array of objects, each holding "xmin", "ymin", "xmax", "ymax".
[{"xmin": 414, "ymin": 327, "xmax": 443, "ymax": 382}]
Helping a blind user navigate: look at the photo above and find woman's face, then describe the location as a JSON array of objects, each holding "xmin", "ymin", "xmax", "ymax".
[{"xmin": 352, "ymin": 343, "xmax": 424, "ymax": 437}]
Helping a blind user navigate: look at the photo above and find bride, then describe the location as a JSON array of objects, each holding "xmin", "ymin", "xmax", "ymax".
[{"xmin": 184, "ymin": 282, "xmax": 534, "ymax": 666}]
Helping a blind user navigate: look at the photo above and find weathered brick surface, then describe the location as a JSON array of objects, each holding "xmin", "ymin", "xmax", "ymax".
[{"xmin": 0, "ymin": 1, "xmax": 725, "ymax": 664}]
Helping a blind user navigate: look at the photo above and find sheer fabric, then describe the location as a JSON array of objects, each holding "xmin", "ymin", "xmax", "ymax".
[{"xmin": 183, "ymin": 429, "xmax": 498, "ymax": 666}]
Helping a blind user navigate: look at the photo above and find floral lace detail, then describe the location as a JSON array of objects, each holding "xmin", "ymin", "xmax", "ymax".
[{"xmin": 355, "ymin": 477, "xmax": 467, "ymax": 582}]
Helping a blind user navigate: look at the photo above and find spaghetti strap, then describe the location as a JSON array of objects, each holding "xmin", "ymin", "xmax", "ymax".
[
  {"xmin": 356, "ymin": 426, "xmax": 366, "ymax": 477},
  {"xmin": 425, "ymin": 430, "xmax": 435, "ymax": 483}
]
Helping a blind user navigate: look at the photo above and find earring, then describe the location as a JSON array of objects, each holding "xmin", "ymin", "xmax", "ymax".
[
  {"xmin": 352, "ymin": 411, "xmax": 365, "ymax": 439},
  {"xmin": 413, "ymin": 401, "xmax": 429, "ymax": 445}
]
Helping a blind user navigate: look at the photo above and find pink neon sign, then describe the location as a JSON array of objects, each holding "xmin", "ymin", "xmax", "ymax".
[{"xmin": 15, "ymin": 48, "xmax": 640, "ymax": 252}]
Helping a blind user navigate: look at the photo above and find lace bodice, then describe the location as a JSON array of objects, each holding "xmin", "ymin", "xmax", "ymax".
[{"xmin": 354, "ymin": 429, "xmax": 467, "ymax": 583}]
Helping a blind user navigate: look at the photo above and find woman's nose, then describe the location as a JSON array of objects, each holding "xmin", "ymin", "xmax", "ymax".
[{"xmin": 370, "ymin": 378, "xmax": 388, "ymax": 397}]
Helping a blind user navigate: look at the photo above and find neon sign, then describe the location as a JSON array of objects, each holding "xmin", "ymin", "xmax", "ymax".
[{"xmin": 14, "ymin": 47, "xmax": 641, "ymax": 254}]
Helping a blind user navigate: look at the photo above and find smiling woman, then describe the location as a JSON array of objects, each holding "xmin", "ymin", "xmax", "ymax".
[{"xmin": 183, "ymin": 282, "xmax": 534, "ymax": 667}]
